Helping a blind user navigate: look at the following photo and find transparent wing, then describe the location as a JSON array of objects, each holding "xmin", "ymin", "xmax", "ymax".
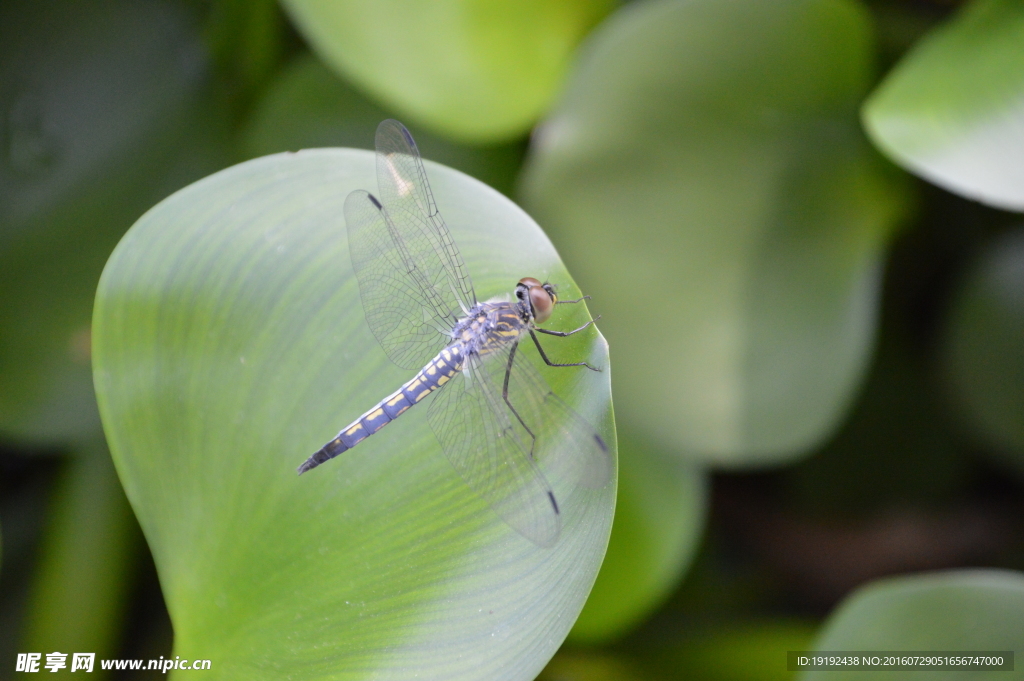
[
  {"xmin": 345, "ymin": 119, "xmax": 477, "ymax": 370},
  {"xmin": 375, "ymin": 120, "xmax": 476, "ymax": 313},
  {"xmin": 503, "ymin": 344, "xmax": 613, "ymax": 493},
  {"xmin": 345, "ymin": 190, "xmax": 451, "ymax": 370},
  {"xmin": 427, "ymin": 349, "xmax": 561, "ymax": 547}
]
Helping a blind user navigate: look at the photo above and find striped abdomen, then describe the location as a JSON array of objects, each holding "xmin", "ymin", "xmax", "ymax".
[{"xmin": 297, "ymin": 345, "xmax": 464, "ymax": 474}]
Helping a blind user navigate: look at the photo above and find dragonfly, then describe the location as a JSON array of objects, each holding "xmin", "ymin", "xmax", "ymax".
[{"xmin": 297, "ymin": 119, "xmax": 611, "ymax": 547}]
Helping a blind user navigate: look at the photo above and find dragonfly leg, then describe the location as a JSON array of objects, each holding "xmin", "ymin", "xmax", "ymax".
[
  {"xmin": 503, "ymin": 342, "xmax": 538, "ymax": 459},
  {"xmin": 536, "ymin": 316, "xmax": 601, "ymax": 337},
  {"xmin": 530, "ymin": 329, "xmax": 601, "ymax": 371},
  {"xmin": 556, "ymin": 295, "xmax": 591, "ymax": 304}
]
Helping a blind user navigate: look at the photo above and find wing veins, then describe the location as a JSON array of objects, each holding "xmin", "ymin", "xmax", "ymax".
[
  {"xmin": 376, "ymin": 200, "xmax": 460, "ymax": 326},
  {"xmin": 427, "ymin": 350, "xmax": 561, "ymax": 546}
]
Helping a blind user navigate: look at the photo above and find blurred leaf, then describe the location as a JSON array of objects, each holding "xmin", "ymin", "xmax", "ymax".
[
  {"xmin": 0, "ymin": 0, "xmax": 231, "ymax": 444},
  {"xmin": 278, "ymin": 0, "xmax": 613, "ymax": 143},
  {"xmin": 204, "ymin": 0, "xmax": 286, "ymax": 108},
  {"xmin": 941, "ymin": 228, "xmax": 1024, "ymax": 466},
  {"xmin": 788, "ymin": 333, "xmax": 968, "ymax": 516},
  {"xmin": 538, "ymin": 649, "xmax": 649, "ymax": 681},
  {"xmin": 570, "ymin": 434, "xmax": 706, "ymax": 643},
  {"xmin": 862, "ymin": 0, "xmax": 1024, "ymax": 212},
  {"xmin": 241, "ymin": 53, "xmax": 523, "ymax": 195},
  {"xmin": 667, "ymin": 534, "xmax": 781, "ymax": 619},
  {"xmin": 802, "ymin": 569, "xmax": 1024, "ymax": 681},
  {"xmin": 93, "ymin": 149, "xmax": 616, "ymax": 679},
  {"xmin": 864, "ymin": 1, "xmax": 949, "ymax": 68},
  {"xmin": 521, "ymin": 0, "xmax": 912, "ymax": 466},
  {"xmin": 550, "ymin": 620, "xmax": 817, "ymax": 681},
  {"xmin": 664, "ymin": 620, "xmax": 818, "ymax": 681},
  {"xmin": 0, "ymin": 450, "xmax": 58, "ymax": 668},
  {"xmin": 21, "ymin": 441, "xmax": 139, "ymax": 668}
]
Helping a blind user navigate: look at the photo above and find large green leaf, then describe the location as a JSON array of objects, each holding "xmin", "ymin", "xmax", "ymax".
[
  {"xmin": 0, "ymin": 0, "xmax": 228, "ymax": 444},
  {"xmin": 520, "ymin": 0, "xmax": 911, "ymax": 466},
  {"xmin": 93, "ymin": 149, "xmax": 616, "ymax": 679},
  {"xmin": 802, "ymin": 570, "xmax": 1024, "ymax": 681},
  {"xmin": 278, "ymin": 0, "xmax": 612, "ymax": 143},
  {"xmin": 863, "ymin": 0, "xmax": 1024, "ymax": 212},
  {"xmin": 940, "ymin": 228, "xmax": 1024, "ymax": 468},
  {"xmin": 569, "ymin": 434, "xmax": 706, "ymax": 643}
]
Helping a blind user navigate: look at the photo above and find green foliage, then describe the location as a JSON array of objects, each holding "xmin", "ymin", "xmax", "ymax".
[
  {"xmin": 788, "ymin": 332, "xmax": 970, "ymax": 516},
  {"xmin": 0, "ymin": 0, "xmax": 230, "ymax": 444},
  {"xmin": 941, "ymin": 229, "xmax": 1024, "ymax": 467},
  {"xmin": 664, "ymin": 621, "xmax": 818, "ymax": 681},
  {"xmin": 278, "ymin": 0, "xmax": 613, "ymax": 142},
  {"xmin": 0, "ymin": 0, "xmax": 229, "ymax": 668},
  {"xmin": 544, "ymin": 620, "xmax": 818, "ymax": 680},
  {"xmin": 4, "ymin": 0, "xmax": 1024, "ymax": 673},
  {"xmin": 92, "ymin": 149, "xmax": 615, "ymax": 679},
  {"xmin": 203, "ymin": 0, "xmax": 287, "ymax": 112},
  {"xmin": 538, "ymin": 649, "xmax": 647, "ymax": 680},
  {"xmin": 521, "ymin": 0, "xmax": 913, "ymax": 466},
  {"xmin": 241, "ymin": 54, "xmax": 524, "ymax": 196},
  {"xmin": 863, "ymin": 0, "xmax": 1024, "ymax": 212},
  {"xmin": 22, "ymin": 441, "xmax": 138, "ymax": 665},
  {"xmin": 803, "ymin": 570, "xmax": 1024, "ymax": 681}
]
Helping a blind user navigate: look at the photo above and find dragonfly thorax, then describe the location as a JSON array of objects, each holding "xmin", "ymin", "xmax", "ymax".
[{"xmin": 451, "ymin": 301, "xmax": 528, "ymax": 357}]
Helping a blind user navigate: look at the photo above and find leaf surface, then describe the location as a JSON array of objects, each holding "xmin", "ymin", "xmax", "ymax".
[
  {"xmin": 93, "ymin": 149, "xmax": 616, "ymax": 680},
  {"xmin": 803, "ymin": 570, "xmax": 1024, "ymax": 681},
  {"xmin": 863, "ymin": 0, "xmax": 1024, "ymax": 211},
  {"xmin": 279, "ymin": 0, "xmax": 612, "ymax": 142}
]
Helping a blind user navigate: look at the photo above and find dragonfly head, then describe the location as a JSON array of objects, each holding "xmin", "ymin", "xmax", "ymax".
[{"xmin": 517, "ymin": 277, "xmax": 557, "ymax": 324}]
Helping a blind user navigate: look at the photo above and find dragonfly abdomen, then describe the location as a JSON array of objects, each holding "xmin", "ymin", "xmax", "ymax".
[{"xmin": 297, "ymin": 345, "xmax": 465, "ymax": 474}]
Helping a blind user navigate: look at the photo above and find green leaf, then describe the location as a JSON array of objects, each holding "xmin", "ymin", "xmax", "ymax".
[
  {"xmin": 863, "ymin": 0, "xmax": 1024, "ymax": 212},
  {"xmin": 538, "ymin": 649, "xmax": 648, "ymax": 681},
  {"xmin": 93, "ymin": 149, "xmax": 616, "ymax": 679},
  {"xmin": 204, "ymin": 0, "xmax": 286, "ymax": 104},
  {"xmin": 0, "ymin": 0, "xmax": 229, "ymax": 444},
  {"xmin": 278, "ymin": 0, "xmax": 613, "ymax": 143},
  {"xmin": 667, "ymin": 621, "xmax": 818, "ymax": 681},
  {"xmin": 520, "ymin": 0, "xmax": 912, "ymax": 466},
  {"xmin": 569, "ymin": 434, "xmax": 706, "ymax": 643},
  {"xmin": 940, "ymin": 229, "xmax": 1024, "ymax": 467},
  {"xmin": 241, "ymin": 53, "xmax": 523, "ymax": 196},
  {"xmin": 802, "ymin": 570, "xmax": 1024, "ymax": 681}
]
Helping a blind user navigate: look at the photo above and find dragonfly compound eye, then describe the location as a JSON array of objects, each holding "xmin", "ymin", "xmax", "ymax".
[{"xmin": 529, "ymin": 284, "xmax": 554, "ymax": 323}]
